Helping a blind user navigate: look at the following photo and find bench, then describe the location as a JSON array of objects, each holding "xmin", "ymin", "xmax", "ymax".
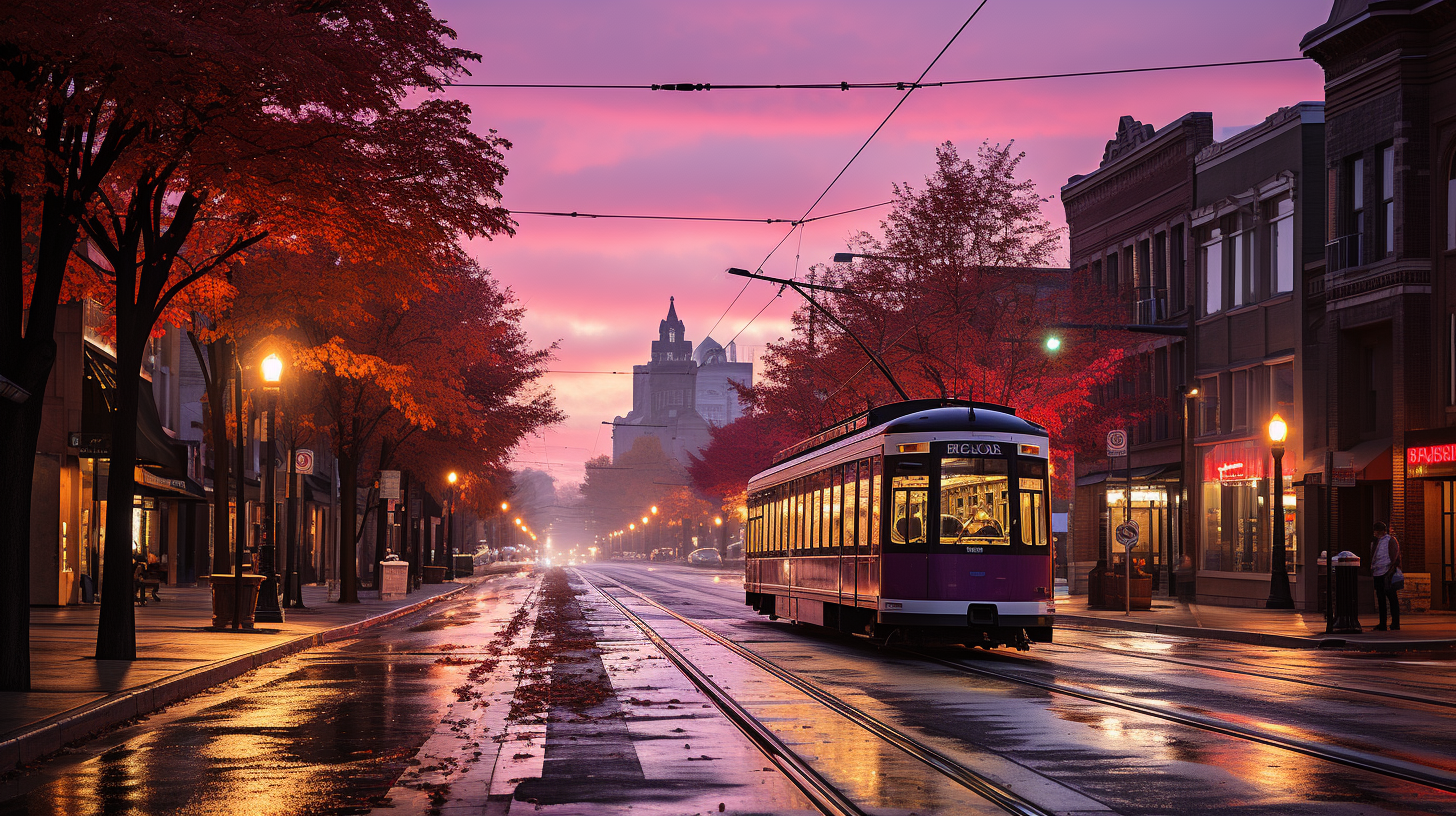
[{"xmin": 135, "ymin": 571, "xmax": 163, "ymax": 605}]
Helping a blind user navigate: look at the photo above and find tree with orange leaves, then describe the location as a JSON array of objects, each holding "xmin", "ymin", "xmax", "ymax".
[
  {"xmin": 1, "ymin": 0, "xmax": 515, "ymax": 672},
  {"xmin": 236, "ymin": 244, "xmax": 558, "ymax": 602}
]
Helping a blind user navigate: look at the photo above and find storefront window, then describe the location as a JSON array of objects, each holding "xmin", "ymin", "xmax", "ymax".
[{"xmin": 1201, "ymin": 441, "xmax": 1298, "ymax": 573}]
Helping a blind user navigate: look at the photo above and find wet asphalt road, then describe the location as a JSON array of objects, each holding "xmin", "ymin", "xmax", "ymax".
[
  {"xmin": 584, "ymin": 562, "xmax": 1456, "ymax": 815},
  {"xmin": 0, "ymin": 572, "xmax": 537, "ymax": 816},
  {"xmin": 5, "ymin": 562, "xmax": 1455, "ymax": 815}
]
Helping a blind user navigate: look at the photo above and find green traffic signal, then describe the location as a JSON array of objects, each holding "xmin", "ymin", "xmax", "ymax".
[{"xmin": 1044, "ymin": 335, "xmax": 1062, "ymax": 352}]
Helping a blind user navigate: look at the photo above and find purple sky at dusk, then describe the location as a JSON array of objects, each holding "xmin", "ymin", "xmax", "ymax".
[{"xmin": 430, "ymin": 0, "xmax": 1332, "ymax": 488}]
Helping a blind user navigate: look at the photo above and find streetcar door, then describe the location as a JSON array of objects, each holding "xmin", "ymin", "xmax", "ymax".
[{"xmin": 887, "ymin": 454, "xmax": 930, "ymax": 599}]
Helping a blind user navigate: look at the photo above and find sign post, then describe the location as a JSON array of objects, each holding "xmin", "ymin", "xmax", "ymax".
[
  {"xmin": 380, "ymin": 469, "xmax": 401, "ymax": 500},
  {"xmin": 1115, "ymin": 520, "xmax": 1140, "ymax": 615},
  {"xmin": 294, "ymin": 449, "xmax": 315, "ymax": 476}
]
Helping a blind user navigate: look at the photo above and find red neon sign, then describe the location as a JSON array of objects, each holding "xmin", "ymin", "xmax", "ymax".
[{"xmin": 1408, "ymin": 444, "xmax": 1456, "ymax": 466}]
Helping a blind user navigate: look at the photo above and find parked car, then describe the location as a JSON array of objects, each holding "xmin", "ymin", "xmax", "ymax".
[
  {"xmin": 650, "ymin": 548, "xmax": 676, "ymax": 562},
  {"xmin": 687, "ymin": 548, "xmax": 723, "ymax": 567}
]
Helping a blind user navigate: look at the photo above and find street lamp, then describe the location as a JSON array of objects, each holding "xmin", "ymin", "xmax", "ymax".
[
  {"xmin": 255, "ymin": 354, "xmax": 285, "ymax": 623},
  {"xmin": 1266, "ymin": 414, "xmax": 1294, "ymax": 609},
  {"xmin": 445, "ymin": 471, "xmax": 458, "ymax": 580}
]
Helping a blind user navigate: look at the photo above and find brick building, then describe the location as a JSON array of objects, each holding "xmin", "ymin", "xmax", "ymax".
[
  {"xmin": 1061, "ymin": 113, "xmax": 1211, "ymax": 598},
  {"xmin": 1301, "ymin": 0, "xmax": 1456, "ymax": 611}
]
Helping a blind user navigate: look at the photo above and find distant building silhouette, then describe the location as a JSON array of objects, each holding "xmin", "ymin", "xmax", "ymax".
[{"xmin": 611, "ymin": 297, "xmax": 752, "ymax": 464}]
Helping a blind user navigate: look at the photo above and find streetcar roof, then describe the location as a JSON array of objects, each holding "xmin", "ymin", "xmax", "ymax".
[{"xmin": 753, "ymin": 400, "xmax": 1047, "ymax": 488}]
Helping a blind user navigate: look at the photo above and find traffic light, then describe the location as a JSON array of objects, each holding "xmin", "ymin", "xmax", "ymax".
[{"xmin": 1044, "ymin": 335, "xmax": 1062, "ymax": 352}]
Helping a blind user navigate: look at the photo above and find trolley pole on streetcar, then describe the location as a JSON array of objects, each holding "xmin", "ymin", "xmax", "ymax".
[{"xmin": 727, "ymin": 267, "xmax": 910, "ymax": 401}]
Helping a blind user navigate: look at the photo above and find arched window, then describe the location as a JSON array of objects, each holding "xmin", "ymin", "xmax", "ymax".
[{"xmin": 668, "ymin": 330, "xmax": 676, "ymax": 342}]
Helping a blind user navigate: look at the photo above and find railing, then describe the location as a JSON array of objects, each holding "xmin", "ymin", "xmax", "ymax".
[{"xmin": 1326, "ymin": 233, "xmax": 1363, "ymax": 273}]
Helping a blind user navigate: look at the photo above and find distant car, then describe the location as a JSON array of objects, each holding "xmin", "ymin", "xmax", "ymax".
[{"xmin": 687, "ymin": 548, "xmax": 723, "ymax": 567}]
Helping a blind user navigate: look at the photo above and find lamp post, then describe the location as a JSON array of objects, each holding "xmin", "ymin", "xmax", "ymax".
[
  {"xmin": 1266, "ymin": 414, "xmax": 1294, "ymax": 609},
  {"xmin": 444, "ymin": 471, "xmax": 458, "ymax": 580},
  {"xmin": 255, "ymin": 353, "xmax": 285, "ymax": 623},
  {"xmin": 715, "ymin": 515, "xmax": 725, "ymax": 559}
]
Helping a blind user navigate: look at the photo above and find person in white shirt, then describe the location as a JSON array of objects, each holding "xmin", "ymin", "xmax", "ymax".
[{"xmin": 1370, "ymin": 521, "xmax": 1402, "ymax": 631}]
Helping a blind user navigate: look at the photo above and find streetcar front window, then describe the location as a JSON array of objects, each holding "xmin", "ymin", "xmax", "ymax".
[{"xmin": 939, "ymin": 457, "xmax": 1010, "ymax": 546}]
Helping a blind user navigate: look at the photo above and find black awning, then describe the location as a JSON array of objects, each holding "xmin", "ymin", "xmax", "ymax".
[{"xmin": 83, "ymin": 346, "xmax": 188, "ymax": 478}]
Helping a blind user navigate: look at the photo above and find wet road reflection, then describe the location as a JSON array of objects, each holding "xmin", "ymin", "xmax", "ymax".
[
  {"xmin": 588, "ymin": 563, "xmax": 1456, "ymax": 815},
  {"xmin": 0, "ymin": 575, "xmax": 535, "ymax": 816}
]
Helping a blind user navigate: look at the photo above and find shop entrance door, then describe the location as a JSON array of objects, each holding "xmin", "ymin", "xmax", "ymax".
[{"xmin": 1442, "ymin": 481, "xmax": 1456, "ymax": 609}]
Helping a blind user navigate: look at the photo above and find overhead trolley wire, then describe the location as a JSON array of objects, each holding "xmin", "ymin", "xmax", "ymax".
[
  {"xmin": 723, "ymin": 1, "xmax": 989, "ymax": 346},
  {"xmin": 444, "ymin": 57, "xmax": 1308, "ymax": 91},
  {"xmin": 509, "ymin": 200, "xmax": 893, "ymax": 227}
]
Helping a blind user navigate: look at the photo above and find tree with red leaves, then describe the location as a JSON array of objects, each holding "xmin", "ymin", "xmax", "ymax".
[
  {"xmin": 751, "ymin": 141, "xmax": 1134, "ymax": 488},
  {"xmin": 686, "ymin": 410, "xmax": 799, "ymax": 514}
]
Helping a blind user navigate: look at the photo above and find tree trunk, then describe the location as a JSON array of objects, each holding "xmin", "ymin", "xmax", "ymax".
[
  {"xmin": 374, "ymin": 489, "xmax": 387, "ymax": 587},
  {"xmin": 95, "ymin": 332, "xmax": 145, "ymax": 661},
  {"xmin": 0, "ymin": 339, "xmax": 58, "ymax": 690},
  {"xmin": 207, "ymin": 342, "xmax": 231, "ymax": 573},
  {"xmin": 338, "ymin": 450, "xmax": 359, "ymax": 602}
]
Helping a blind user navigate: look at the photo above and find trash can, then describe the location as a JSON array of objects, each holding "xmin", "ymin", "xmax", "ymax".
[{"xmin": 1331, "ymin": 551, "xmax": 1363, "ymax": 634}]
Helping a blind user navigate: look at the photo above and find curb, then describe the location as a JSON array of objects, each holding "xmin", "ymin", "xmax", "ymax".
[
  {"xmin": 1055, "ymin": 614, "xmax": 1456, "ymax": 651},
  {"xmin": 0, "ymin": 582, "xmax": 473, "ymax": 775}
]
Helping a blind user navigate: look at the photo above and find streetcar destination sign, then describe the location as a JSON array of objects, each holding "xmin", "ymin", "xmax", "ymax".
[{"xmin": 947, "ymin": 442, "xmax": 1001, "ymax": 456}]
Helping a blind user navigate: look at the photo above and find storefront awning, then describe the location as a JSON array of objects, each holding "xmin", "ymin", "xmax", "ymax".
[
  {"xmin": 82, "ymin": 346, "xmax": 189, "ymax": 478},
  {"xmin": 135, "ymin": 467, "xmax": 207, "ymax": 499},
  {"xmin": 1349, "ymin": 437, "xmax": 1392, "ymax": 481},
  {"xmin": 1076, "ymin": 464, "xmax": 1178, "ymax": 487}
]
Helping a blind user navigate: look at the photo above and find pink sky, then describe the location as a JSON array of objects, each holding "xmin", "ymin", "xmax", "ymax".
[{"xmin": 431, "ymin": 0, "xmax": 1332, "ymax": 489}]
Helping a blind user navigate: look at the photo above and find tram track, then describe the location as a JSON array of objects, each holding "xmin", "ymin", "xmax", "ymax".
[
  {"xmin": 595, "ymin": 565, "xmax": 1456, "ymax": 798},
  {"xmin": 898, "ymin": 645, "xmax": 1456, "ymax": 794},
  {"xmin": 1042, "ymin": 637, "xmax": 1456, "ymax": 710},
  {"xmin": 576, "ymin": 569, "xmax": 1059, "ymax": 816}
]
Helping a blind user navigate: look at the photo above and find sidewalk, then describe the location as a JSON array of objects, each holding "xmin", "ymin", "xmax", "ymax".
[
  {"xmin": 1055, "ymin": 595, "xmax": 1456, "ymax": 650},
  {"xmin": 0, "ymin": 579, "xmax": 477, "ymax": 774}
]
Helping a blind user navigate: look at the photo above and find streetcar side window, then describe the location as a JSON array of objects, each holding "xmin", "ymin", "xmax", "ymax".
[
  {"xmin": 829, "ymin": 466, "xmax": 842, "ymax": 553},
  {"xmin": 938, "ymin": 457, "xmax": 1010, "ymax": 546},
  {"xmin": 843, "ymin": 462, "xmax": 857, "ymax": 554},
  {"xmin": 870, "ymin": 455, "xmax": 882, "ymax": 553},
  {"xmin": 857, "ymin": 459, "xmax": 871, "ymax": 553}
]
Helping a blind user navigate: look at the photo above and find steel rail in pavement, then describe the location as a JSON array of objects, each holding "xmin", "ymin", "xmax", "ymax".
[
  {"xmin": 576, "ymin": 571, "xmax": 867, "ymax": 816},
  {"xmin": 898, "ymin": 646, "xmax": 1456, "ymax": 794},
  {"xmin": 1044, "ymin": 638, "xmax": 1456, "ymax": 710},
  {"xmin": 579, "ymin": 570, "xmax": 1057, "ymax": 816}
]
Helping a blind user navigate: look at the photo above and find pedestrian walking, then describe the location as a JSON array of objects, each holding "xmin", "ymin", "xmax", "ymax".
[{"xmin": 1370, "ymin": 521, "xmax": 1402, "ymax": 631}]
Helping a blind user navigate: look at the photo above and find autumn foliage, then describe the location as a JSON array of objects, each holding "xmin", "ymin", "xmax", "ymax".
[{"xmin": 743, "ymin": 141, "xmax": 1137, "ymax": 497}]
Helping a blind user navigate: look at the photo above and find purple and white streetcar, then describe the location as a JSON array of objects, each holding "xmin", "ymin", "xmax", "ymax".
[{"xmin": 744, "ymin": 399, "xmax": 1055, "ymax": 650}]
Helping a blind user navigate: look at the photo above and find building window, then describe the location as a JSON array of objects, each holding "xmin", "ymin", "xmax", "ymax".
[
  {"xmin": 1448, "ymin": 157, "xmax": 1456, "ymax": 252},
  {"xmin": 1382, "ymin": 145, "xmax": 1395, "ymax": 256},
  {"xmin": 1153, "ymin": 231, "xmax": 1168, "ymax": 316},
  {"xmin": 1197, "ymin": 376, "xmax": 1219, "ymax": 435},
  {"xmin": 1349, "ymin": 155, "xmax": 1366, "ymax": 250},
  {"xmin": 1231, "ymin": 229, "xmax": 1249, "ymax": 307},
  {"xmin": 1272, "ymin": 362, "xmax": 1294, "ymax": 419},
  {"xmin": 1202, "ymin": 230, "xmax": 1223, "ymax": 316},
  {"xmin": 1232, "ymin": 369, "xmax": 1249, "ymax": 432},
  {"xmin": 1092, "ymin": 258, "xmax": 1103, "ymax": 290},
  {"xmin": 1271, "ymin": 198, "xmax": 1295, "ymax": 294},
  {"xmin": 1450, "ymin": 313, "xmax": 1456, "ymax": 405},
  {"xmin": 1171, "ymin": 224, "xmax": 1186, "ymax": 313},
  {"xmin": 1106, "ymin": 252, "xmax": 1119, "ymax": 297}
]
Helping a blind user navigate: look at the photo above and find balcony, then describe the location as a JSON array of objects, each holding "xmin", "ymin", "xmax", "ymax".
[{"xmin": 1326, "ymin": 233, "xmax": 1363, "ymax": 273}]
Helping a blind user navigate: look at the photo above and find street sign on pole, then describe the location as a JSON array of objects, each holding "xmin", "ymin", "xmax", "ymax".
[
  {"xmin": 295, "ymin": 449, "xmax": 315, "ymax": 475},
  {"xmin": 1106, "ymin": 429, "xmax": 1128, "ymax": 458},
  {"xmin": 380, "ymin": 469, "xmax": 401, "ymax": 500},
  {"xmin": 1115, "ymin": 520, "xmax": 1140, "ymax": 549}
]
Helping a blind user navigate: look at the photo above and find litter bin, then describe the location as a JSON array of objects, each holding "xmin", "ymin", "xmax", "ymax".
[{"xmin": 1331, "ymin": 551, "xmax": 1363, "ymax": 634}]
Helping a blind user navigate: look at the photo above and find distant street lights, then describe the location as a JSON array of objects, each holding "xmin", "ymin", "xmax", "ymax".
[
  {"xmin": 1266, "ymin": 415, "xmax": 1294, "ymax": 609},
  {"xmin": 256, "ymin": 354, "xmax": 285, "ymax": 623}
]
